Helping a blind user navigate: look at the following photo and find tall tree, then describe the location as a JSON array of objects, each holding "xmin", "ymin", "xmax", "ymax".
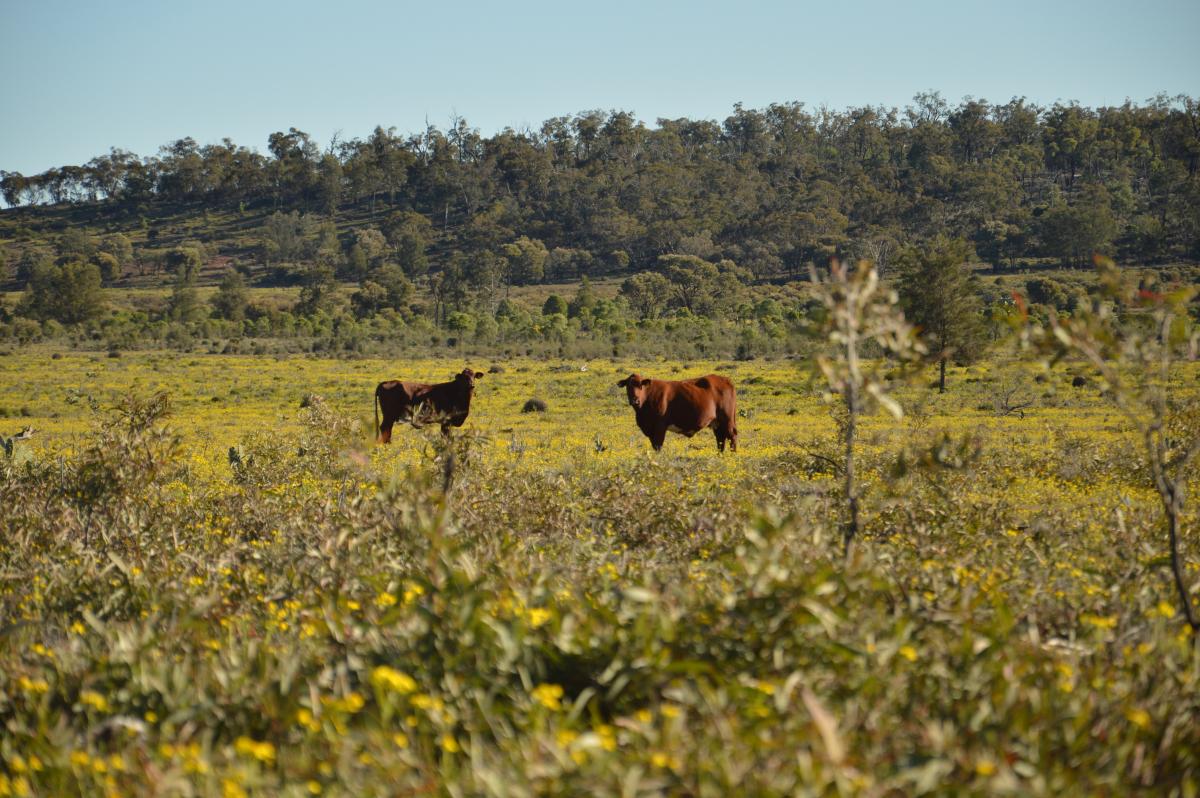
[
  {"xmin": 211, "ymin": 268, "xmax": 250, "ymax": 321},
  {"xmin": 166, "ymin": 248, "xmax": 203, "ymax": 322},
  {"xmin": 18, "ymin": 259, "xmax": 105, "ymax": 324},
  {"xmin": 295, "ymin": 262, "xmax": 338, "ymax": 316},
  {"xmin": 895, "ymin": 236, "xmax": 986, "ymax": 393},
  {"xmin": 620, "ymin": 272, "xmax": 672, "ymax": 319},
  {"xmin": 502, "ymin": 236, "xmax": 549, "ymax": 286},
  {"xmin": 1039, "ymin": 184, "xmax": 1117, "ymax": 267}
]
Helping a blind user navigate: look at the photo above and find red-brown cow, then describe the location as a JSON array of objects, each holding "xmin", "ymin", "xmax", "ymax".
[
  {"xmin": 617, "ymin": 372, "xmax": 738, "ymax": 452},
  {"xmin": 375, "ymin": 368, "xmax": 483, "ymax": 442}
]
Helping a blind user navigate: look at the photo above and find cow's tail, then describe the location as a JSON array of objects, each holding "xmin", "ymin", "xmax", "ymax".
[{"xmin": 373, "ymin": 383, "xmax": 381, "ymax": 441}]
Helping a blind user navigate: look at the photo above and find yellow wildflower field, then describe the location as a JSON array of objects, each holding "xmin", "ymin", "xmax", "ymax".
[{"xmin": 0, "ymin": 348, "xmax": 1197, "ymax": 795}]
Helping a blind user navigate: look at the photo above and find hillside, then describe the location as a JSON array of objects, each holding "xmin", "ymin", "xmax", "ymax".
[
  {"xmin": 2, "ymin": 97, "xmax": 1198, "ymax": 359},
  {"xmin": 3, "ymin": 98, "xmax": 1198, "ymax": 288}
]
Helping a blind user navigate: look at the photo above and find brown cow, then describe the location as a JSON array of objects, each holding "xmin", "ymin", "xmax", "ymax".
[
  {"xmin": 617, "ymin": 372, "xmax": 738, "ymax": 452},
  {"xmin": 375, "ymin": 368, "xmax": 483, "ymax": 442}
]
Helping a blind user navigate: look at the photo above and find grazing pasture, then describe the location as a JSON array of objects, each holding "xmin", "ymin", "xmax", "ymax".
[{"xmin": 1, "ymin": 349, "xmax": 1198, "ymax": 795}]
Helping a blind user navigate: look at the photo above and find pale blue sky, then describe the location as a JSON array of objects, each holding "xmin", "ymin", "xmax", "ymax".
[{"xmin": 2, "ymin": 0, "xmax": 1197, "ymax": 175}]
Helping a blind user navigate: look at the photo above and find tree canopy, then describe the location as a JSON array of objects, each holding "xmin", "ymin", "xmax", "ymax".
[
  {"xmin": 2, "ymin": 95, "xmax": 1197, "ymax": 281},
  {"xmin": 895, "ymin": 237, "xmax": 987, "ymax": 392}
]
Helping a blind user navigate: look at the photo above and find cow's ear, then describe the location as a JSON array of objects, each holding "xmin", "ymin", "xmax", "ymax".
[
  {"xmin": 640, "ymin": 377, "xmax": 653, "ymax": 387},
  {"xmin": 474, "ymin": 371, "xmax": 484, "ymax": 379},
  {"xmin": 617, "ymin": 378, "xmax": 628, "ymax": 387}
]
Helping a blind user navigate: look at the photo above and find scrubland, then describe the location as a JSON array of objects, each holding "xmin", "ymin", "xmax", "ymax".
[{"xmin": 1, "ymin": 349, "xmax": 1197, "ymax": 796}]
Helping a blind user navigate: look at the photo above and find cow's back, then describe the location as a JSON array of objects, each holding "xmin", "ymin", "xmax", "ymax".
[
  {"xmin": 691, "ymin": 374, "xmax": 734, "ymax": 399},
  {"xmin": 378, "ymin": 380, "xmax": 424, "ymax": 407}
]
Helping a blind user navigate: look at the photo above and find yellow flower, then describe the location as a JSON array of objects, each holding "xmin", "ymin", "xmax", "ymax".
[
  {"xmin": 596, "ymin": 724, "xmax": 617, "ymax": 752},
  {"xmin": 975, "ymin": 758, "xmax": 996, "ymax": 776},
  {"xmin": 17, "ymin": 677, "xmax": 49, "ymax": 694},
  {"xmin": 375, "ymin": 591, "xmax": 398, "ymax": 608},
  {"xmin": 370, "ymin": 666, "xmax": 417, "ymax": 694},
  {"xmin": 1155, "ymin": 601, "xmax": 1176, "ymax": 618},
  {"xmin": 70, "ymin": 621, "xmax": 87, "ymax": 635},
  {"xmin": 0, "ymin": 776, "xmax": 30, "ymax": 798},
  {"xmin": 307, "ymin": 781, "xmax": 322, "ymax": 795},
  {"xmin": 411, "ymin": 694, "xmax": 442, "ymax": 712},
  {"xmin": 1125, "ymin": 708, "xmax": 1151, "ymax": 729},
  {"xmin": 527, "ymin": 607, "xmax": 552, "ymax": 628},
  {"xmin": 531, "ymin": 683, "xmax": 564, "ymax": 711},
  {"xmin": 440, "ymin": 734, "xmax": 460, "ymax": 753},
  {"xmin": 392, "ymin": 732, "xmax": 410, "ymax": 749},
  {"xmin": 234, "ymin": 736, "xmax": 276, "ymax": 763},
  {"xmin": 898, "ymin": 645, "xmax": 918, "ymax": 662},
  {"xmin": 80, "ymin": 690, "xmax": 110, "ymax": 713},
  {"xmin": 222, "ymin": 779, "xmax": 248, "ymax": 798},
  {"xmin": 1082, "ymin": 614, "xmax": 1117, "ymax": 629}
]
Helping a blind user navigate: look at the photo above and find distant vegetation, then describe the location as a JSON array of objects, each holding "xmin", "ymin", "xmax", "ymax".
[{"xmin": 1, "ymin": 93, "xmax": 1198, "ymax": 357}]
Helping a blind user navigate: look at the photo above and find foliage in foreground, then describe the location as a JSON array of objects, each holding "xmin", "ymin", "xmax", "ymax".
[{"xmin": 1, "ymin": 382, "xmax": 1198, "ymax": 796}]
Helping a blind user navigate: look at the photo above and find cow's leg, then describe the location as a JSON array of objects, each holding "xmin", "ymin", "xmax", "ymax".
[
  {"xmin": 378, "ymin": 415, "xmax": 395, "ymax": 444},
  {"xmin": 715, "ymin": 409, "xmax": 737, "ymax": 453},
  {"xmin": 649, "ymin": 423, "xmax": 667, "ymax": 451}
]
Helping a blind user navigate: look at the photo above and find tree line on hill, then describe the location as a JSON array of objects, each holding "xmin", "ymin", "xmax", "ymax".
[
  {"xmin": 3, "ymin": 93, "xmax": 1199, "ymax": 280},
  {"xmin": 1, "ymin": 93, "xmax": 1198, "ymax": 365}
]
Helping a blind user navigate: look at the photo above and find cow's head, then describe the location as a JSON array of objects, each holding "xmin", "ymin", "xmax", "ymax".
[
  {"xmin": 454, "ymin": 368, "xmax": 484, "ymax": 390},
  {"xmin": 617, "ymin": 373, "xmax": 652, "ymax": 409}
]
